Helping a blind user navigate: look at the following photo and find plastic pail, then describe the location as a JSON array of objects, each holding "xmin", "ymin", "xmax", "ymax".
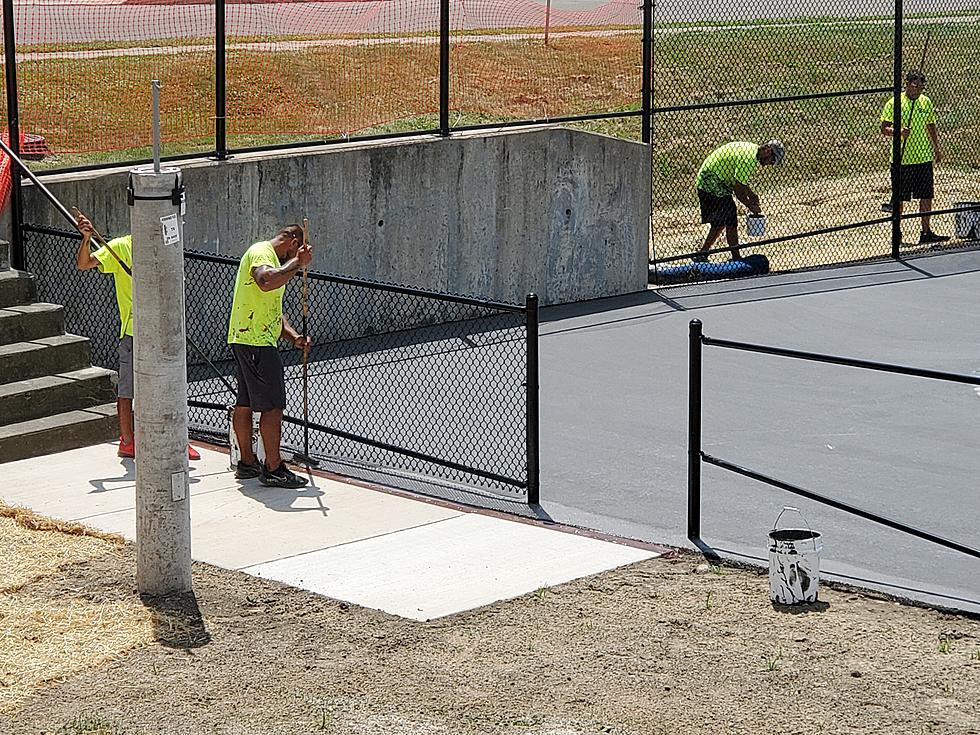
[
  {"xmin": 768, "ymin": 507, "xmax": 822, "ymax": 605},
  {"xmin": 227, "ymin": 406, "xmax": 265, "ymax": 470},
  {"xmin": 953, "ymin": 202, "xmax": 979, "ymax": 239},
  {"xmin": 746, "ymin": 213, "xmax": 766, "ymax": 237}
]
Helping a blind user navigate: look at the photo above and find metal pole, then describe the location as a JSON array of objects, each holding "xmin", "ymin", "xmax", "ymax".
[
  {"xmin": 525, "ymin": 293, "xmax": 540, "ymax": 506},
  {"xmin": 688, "ymin": 319, "xmax": 703, "ymax": 542},
  {"xmin": 544, "ymin": 0, "xmax": 551, "ymax": 47},
  {"xmin": 151, "ymin": 81, "xmax": 161, "ymax": 173},
  {"xmin": 890, "ymin": 0, "xmax": 903, "ymax": 258},
  {"xmin": 641, "ymin": 0, "xmax": 653, "ymax": 144},
  {"xmin": 3, "ymin": 0, "xmax": 24, "ymax": 269},
  {"xmin": 215, "ymin": 0, "xmax": 227, "ymax": 159},
  {"xmin": 130, "ymin": 163, "xmax": 192, "ymax": 596},
  {"xmin": 439, "ymin": 0, "xmax": 450, "ymax": 136}
]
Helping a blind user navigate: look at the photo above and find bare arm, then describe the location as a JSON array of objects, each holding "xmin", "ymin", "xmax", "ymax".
[
  {"xmin": 74, "ymin": 216, "xmax": 100, "ymax": 271},
  {"xmin": 251, "ymin": 243, "xmax": 312, "ymax": 292},
  {"xmin": 732, "ymin": 182, "xmax": 761, "ymax": 214},
  {"xmin": 881, "ymin": 121, "xmax": 910, "ymax": 139},
  {"xmin": 280, "ymin": 314, "xmax": 311, "ymax": 354}
]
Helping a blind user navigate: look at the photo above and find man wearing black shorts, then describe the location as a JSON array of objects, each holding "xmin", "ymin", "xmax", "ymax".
[
  {"xmin": 693, "ymin": 140, "xmax": 784, "ymax": 261},
  {"xmin": 227, "ymin": 224, "xmax": 313, "ymax": 488},
  {"xmin": 880, "ymin": 70, "xmax": 949, "ymax": 245}
]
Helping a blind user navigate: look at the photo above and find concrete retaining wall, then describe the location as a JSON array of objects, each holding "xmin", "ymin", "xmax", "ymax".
[{"xmin": 21, "ymin": 127, "xmax": 650, "ymax": 306}]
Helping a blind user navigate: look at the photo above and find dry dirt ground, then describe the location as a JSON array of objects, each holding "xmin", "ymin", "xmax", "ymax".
[
  {"xmin": 650, "ymin": 171, "xmax": 980, "ymax": 272},
  {"xmin": 3, "ymin": 507, "xmax": 980, "ymax": 735}
]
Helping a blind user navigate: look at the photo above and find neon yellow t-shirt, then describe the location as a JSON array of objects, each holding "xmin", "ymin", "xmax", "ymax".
[
  {"xmin": 695, "ymin": 142, "xmax": 760, "ymax": 198},
  {"xmin": 881, "ymin": 93, "xmax": 936, "ymax": 165},
  {"xmin": 92, "ymin": 235, "xmax": 133, "ymax": 339},
  {"xmin": 227, "ymin": 241, "xmax": 284, "ymax": 347}
]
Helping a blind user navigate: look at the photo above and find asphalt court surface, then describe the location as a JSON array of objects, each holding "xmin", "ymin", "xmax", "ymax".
[{"xmin": 536, "ymin": 247, "xmax": 980, "ymax": 613}]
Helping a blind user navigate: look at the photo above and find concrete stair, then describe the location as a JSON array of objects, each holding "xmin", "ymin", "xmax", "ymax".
[{"xmin": 0, "ymin": 255, "xmax": 119, "ymax": 463}]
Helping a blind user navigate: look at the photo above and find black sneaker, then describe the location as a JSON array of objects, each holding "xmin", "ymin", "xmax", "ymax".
[
  {"xmin": 919, "ymin": 230, "xmax": 951, "ymax": 245},
  {"xmin": 692, "ymin": 253, "xmax": 709, "ymax": 263},
  {"xmin": 234, "ymin": 460, "xmax": 262, "ymax": 479},
  {"xmin": 259, "ymin": 462, "xmax": 309, "ymax": 489},
  {"xmin": 881, "ymin": 201, "xmax": 893, "ymax": 212}
]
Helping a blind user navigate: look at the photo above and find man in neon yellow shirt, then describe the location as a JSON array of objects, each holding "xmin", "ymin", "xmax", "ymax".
[
  {"xmin": 75, "ymin": 214, "xmax": 200, "ymax": 460},
  {"xmin": 693, "ymin": 139, "xmax": 784, "ymax": 261},
  {"xmin": 228, "ymin": 224, "xmax": 312, "ymax": 489},
  {"xmin": 880, "ymin": 70, "xmax": 949, "ymax": 245}
]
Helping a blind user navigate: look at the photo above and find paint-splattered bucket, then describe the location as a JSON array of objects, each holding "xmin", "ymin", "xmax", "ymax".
[
  {"xmin": 227, "ymin": 406, "xmax": 265, "ymax": 470},
  {"xmin": 768, "ymin": 507, "xmax": 822, "ymax": 605},
  {"xmin": 746, "ymin": 213, "xmax": 767, "ymax": 238},
  {"xmin": 953, "ymin": 202, "xmax": 979, "ymax": 239}
]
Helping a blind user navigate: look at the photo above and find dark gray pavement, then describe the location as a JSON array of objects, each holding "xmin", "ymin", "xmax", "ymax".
[{"xmin": 537, "ymin": 248, "xmax": 980, "ymax": 613}]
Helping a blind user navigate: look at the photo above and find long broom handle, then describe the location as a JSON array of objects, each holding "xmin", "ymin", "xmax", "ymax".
[
  {"xmin": 0, "ymin": 134, "xmax": 132, "ymax": 272},
  {"xmin": 301, "ymin": 218, "xmax": 310, "ymax": 461}
]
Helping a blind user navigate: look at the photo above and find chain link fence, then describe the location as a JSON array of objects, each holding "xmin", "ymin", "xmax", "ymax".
[
  {"xmin": 23, "ymin": 224, "xmax": 536, "ymax": 501},
  {"xmin": 648, "ymin": 0, "xmax": 980, "ymax": 285}
]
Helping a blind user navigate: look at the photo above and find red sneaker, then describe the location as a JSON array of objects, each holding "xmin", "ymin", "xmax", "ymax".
[
  {"xmin": 117, "ymin": 438, "xmax": 135, "ymax": 458},
  {"xmin": 188, "ymin": 445, "xmax": 201, "ymax": 461}
]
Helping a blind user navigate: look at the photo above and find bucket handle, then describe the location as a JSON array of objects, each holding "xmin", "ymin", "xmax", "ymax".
[{"xmin": 772, "ymin": 506, "xmax": 819, "ymax": 551}]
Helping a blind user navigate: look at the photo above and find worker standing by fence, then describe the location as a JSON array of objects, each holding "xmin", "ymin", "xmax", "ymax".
[{"xmin": 227, "ymin": 225, "xmax": 313, "ymax": 488}]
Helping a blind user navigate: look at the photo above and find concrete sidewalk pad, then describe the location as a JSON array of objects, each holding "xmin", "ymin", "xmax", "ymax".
[
  {"xmin": 1, "ymin": 442, "xmax": 658, "ymax": 620},
  {"xmin": 245, "ymin": 513, "xmax": 657, "ymax": 621}
]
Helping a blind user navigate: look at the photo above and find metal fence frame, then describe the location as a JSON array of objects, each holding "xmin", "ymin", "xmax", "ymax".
[
  {"xmin": 21, "ymin": 223, "xmax": 540, "ymax": 504},
  {"xmin": 687, "ymin": 318, "xmax": 980, "ymax": 561}
]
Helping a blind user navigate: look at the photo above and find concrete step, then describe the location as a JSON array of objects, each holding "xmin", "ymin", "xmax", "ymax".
[
  {"xmin": 0, "ymin": 270, "xmax": 37, "ymax": 308},
  {"xmin": 0, "ymin": 403, "xmax": 119, "ymax": 464},
  {"xmin": 0, "ymin": 367, "xmax": 117, "ymax": 427},
  {"xmin": 0, "ymin": 303, "xmax": 65, "ymax": 346},
  {"xmin": 0, "ymin": 334, "xmax": 92, "ymax": 385}
]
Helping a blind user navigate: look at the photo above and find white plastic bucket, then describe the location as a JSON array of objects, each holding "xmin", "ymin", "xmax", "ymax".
[
  {"xmin": 746, "ymin": 213, "xmax": 766, "ymax": 238},
  {"xmin": 228, "ymin": 406, "xmax": 265, "ymax": 470},
  {"xmin": 953, "ymin": 202, "xmax": 979, "ymax": 240},
  {"xmin": 768, "ymin": 507, "xmax": 822, "ymax": 605}
]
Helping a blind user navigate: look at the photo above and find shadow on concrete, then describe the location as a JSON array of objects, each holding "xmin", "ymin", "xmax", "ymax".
[
  {"xmin": 237, "ymin": 478, "xmax": 330, "ymax": 516},
  {"xmin": 89, "ymin": 458, "xmax": 202, "ymax": 494},
  {"xmin": 140, "ymin": 592, "xmax": 211, "ymax": 649}
]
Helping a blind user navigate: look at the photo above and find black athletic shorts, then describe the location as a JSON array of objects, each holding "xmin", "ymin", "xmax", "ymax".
[
  {"xmin": 697, "ymin": 188, "xmax": 738, "ymax": 227},
  {"xmin": 231, "ymin": 344, "xmax": 286, "ymax": 412},
  {"xmin": 896, "ymin": 161, "xmax": 934, "ymax": 201}
]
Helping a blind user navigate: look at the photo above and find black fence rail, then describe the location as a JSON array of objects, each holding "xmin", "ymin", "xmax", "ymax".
[
  {"xmin": 23, "ymin": 224, "xmax": 539, "ymax": 503},
  {"xmin": 686, "ymin": 318, "xmax": 980, "ymax": 561}
]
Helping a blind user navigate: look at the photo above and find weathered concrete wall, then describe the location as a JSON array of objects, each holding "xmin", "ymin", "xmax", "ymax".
[{"xmin": 21, "ymin": 127, "xmax": 650, "ymax": 305}]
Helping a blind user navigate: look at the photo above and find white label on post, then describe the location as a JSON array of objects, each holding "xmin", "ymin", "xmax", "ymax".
[
  {"xmin": 171, "ymin": 471, "xmax": 187, "ymax": 502},
  {"xmin": 161, "ymin": 213, "xmax": 180, "ymax": 247}
]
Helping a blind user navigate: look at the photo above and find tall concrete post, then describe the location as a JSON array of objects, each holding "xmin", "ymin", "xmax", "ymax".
[{"xmin": 129, "ymin": 164, "xmax": 192, "ymax": 595}]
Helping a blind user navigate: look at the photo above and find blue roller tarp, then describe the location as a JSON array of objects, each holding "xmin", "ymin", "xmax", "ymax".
[{"xmin": 649, "ymin": 254, "xmax": 770, "ymax": 285}]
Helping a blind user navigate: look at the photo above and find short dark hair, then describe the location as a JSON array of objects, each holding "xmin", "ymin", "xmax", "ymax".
[
  {"xmin": 278, "ymin": 224, "xmax": 304, "ymax": 242},
  {"xmin": 906, "ymin": 70, "xmax": 927, "ymax": 84}
]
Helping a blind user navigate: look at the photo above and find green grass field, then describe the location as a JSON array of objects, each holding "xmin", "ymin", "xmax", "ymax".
[{"xmin": 4, "ymin": 15, "xmax": 978, "ymax": 215}]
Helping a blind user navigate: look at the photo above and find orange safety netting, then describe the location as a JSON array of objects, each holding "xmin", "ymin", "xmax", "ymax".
[{"xmin": 5, "ymin": 0, "xmax": 641, "ymax": 160}]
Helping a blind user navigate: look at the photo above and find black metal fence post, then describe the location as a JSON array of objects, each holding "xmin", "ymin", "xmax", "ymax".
[
  {"xmin": 890, "ymin": 0, "xmax": 903, "ymax": 258},
  {"xmin": 439, "ymin": 0, "xmax": 450, "ymax": 137},
  {"xmin": 215, "ymin": 0, "xmax": 227, "ymax": 159},
  {"xmin": 688, "ymin": 319, "xmax": 703, "ymax": 542},
  {"xmin": 640, "ymin": 0, "xmax": 653, "ymax": 144},
  {"xmin": 525, "ymin": 293, "xmax": 540, "ymax": 505},
  {"xmin": 3, "ymin": 0, "xmax": 24, "ymax": 268}
]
